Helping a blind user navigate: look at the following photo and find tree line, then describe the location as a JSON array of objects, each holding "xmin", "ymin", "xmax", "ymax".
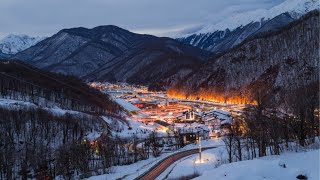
[
  {"xmin": 222, "ymin": 82, "xmax": 319, "ymax": 164},
  {"xmin": 0, "ymin": 60, "xmax": 121, "ymax": 115}
]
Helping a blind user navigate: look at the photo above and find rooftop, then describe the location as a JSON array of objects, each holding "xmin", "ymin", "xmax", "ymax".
[{"xmin": 113, "ymin": 98, "xmax": 141, "ymax": 112}]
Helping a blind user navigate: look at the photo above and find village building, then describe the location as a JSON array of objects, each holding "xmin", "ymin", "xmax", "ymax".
[
  {"xmin": 113, "ymin": 98, "xmax": 141, "ymax": 115},
  {"xmin": 175, "ymin": 109, "xmax": 203, "ymax": 123},
  {"xmin": 202, "ymin": 109, "xmax": 233, "ymax": 137},
  {"xmin": 133, "ymin": 100, "xmax": 159, "ymax": 109},
  {"xmin": 166, "ymin": 99, "xmax": 179, "ymax": 106},
  {"xmin": 154, "ymin": 120, "xmax": 173, "ymax": 132},
  {"xmin": 180, "ymin": 132, "xmax": 198, "ymax": 144},
  {"xmin": 173, "ymin": 123, "xmax": 210, "ymax": 144}
]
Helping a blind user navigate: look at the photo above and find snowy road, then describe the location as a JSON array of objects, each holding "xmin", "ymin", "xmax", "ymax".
[{"xmin": 134, "ymin": 147, "xmax": 215, "ymax": 180}]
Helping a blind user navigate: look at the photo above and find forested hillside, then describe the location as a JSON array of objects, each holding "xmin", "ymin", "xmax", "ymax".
[
  {"xmin": 0, "ymin": 60, "xmax": 127, "ymax": 179},
  {"xmin": 0, "ymin": 60, "xmax": 120, "ymax": 114},
  {"xmin": 168, "ymin": 10, "xmax": 319, "ymax": 106},
  {"xmin": 14, "ymin": 26, "xmax": 209, "ymax": 88}
]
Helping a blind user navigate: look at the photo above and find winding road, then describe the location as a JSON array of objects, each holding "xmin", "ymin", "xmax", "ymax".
[{"xmin": 134, "ymin": 147, "xmax": 215, "ymax": 180}]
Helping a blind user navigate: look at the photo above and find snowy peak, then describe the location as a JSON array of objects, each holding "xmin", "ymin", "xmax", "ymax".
[
  {"xmin": 194, "ymin": 0, "xmax": 319, "ymax": 34},
  {"xmin": 177, "ymin": 12, "xmax": 297, "ymax": 53},
  {"xmin": 279, "ymin": 0, "xmax": 320, "ymax": 18},
  {"xmin": 177, "ymin": 0, "xmax": 319, "ymax": 53},
  {"xmin": 0, "ymin": 34, "xmax": 45, "ymax": 55}
]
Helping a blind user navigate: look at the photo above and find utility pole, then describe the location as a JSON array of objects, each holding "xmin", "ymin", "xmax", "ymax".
[{"xmin": 198, "ymin": 136, "xmax": 202, "ymax": 163}]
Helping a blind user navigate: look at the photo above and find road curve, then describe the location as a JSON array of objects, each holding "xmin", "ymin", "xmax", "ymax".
[{"xmin": 134, "ymin": 147, "xmax": 215, "ymax": 180}]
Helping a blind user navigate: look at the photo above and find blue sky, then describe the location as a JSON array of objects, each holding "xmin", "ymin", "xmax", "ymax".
[{"xmin": 0, "ymin": 0, "xmax": 284, "ymax": 38}]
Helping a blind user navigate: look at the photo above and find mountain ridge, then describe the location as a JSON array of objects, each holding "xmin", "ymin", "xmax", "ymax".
[
  {"xmin": 14, "ymin": 25, "xmax": 209, "ymax": 88},
  {"xmin": 179, "ymin": 0, "xmax": 319, "ymax": 36},
  {"xmin": 177, "ymin": 0, "xmax": 319, "ymax": 53},
  {"xmin": 168, "ymin": 10, "xmax": 320, "ymax": 105},
  {"xmin": 177, "ymin": 12, "xmax": 296, "ymax": 53}
]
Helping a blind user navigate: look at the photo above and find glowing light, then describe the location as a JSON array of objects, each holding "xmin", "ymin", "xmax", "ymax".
[
  {"xmin": 95, "ymin": 149, "xmax": 99, "ymax": 154},
  {"xmin": 195, "ymin": 159, "xmax": 209, "ymax": 164},
  {"xmin": 167, "ymin": 88, "xmax": 257, "ymax": 105}
]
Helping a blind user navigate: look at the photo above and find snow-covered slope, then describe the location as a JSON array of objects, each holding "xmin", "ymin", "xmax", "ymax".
[
  {"xmin": 172, "ymin": 11, "xmax": 319, "ymax": 105},
  {"xmin": 178, "ymin": 0, "xmax": 319, "ymax": 53},
  {"xmin": 0, "ymin": 34, "xmax": 45, "ymax": 55},
  {"xmin": 161, "ymin": 147, "xmax": 319, "ymax": 180},
  {"xmin": 197, "ymin": 150, "xmax": 320, "ymax": 180},
  {"xmin": 195, "ymin": 0, "xmax": 319, "ymax": 34}
]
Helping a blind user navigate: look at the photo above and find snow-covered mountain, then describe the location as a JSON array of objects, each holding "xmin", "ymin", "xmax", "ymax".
[
  {"xmin": 13, "ymin": 25, "xmax": 209, "ymax": 90},
  {"xmin": 195, "ymin": 0, "xmax": 319, "ymax": 34},
  {"xmin": 170, "ymin": 11, "xmax": 319, "ymax": 105},
  {"xmin": 178, "ymin": 0, "xmax": 319, "ymax": 53},
  {"xmin": 0, "ymin": 34, "xmax": 45, "ymax": 55}
]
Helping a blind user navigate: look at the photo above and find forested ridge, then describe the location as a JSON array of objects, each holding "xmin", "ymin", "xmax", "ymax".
[
  {"xmin": 0, "ymin": 60, "xmax": 120, "ymax": 114},
  {"xmin": 168, "ymin": 10, "xmax": 319, "ymax": 105},
  {"xmin": 0, "ymin": 60, "xmax": 127, "ymax": 179}
]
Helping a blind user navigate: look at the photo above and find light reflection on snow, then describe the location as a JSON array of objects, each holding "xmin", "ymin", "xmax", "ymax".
[{"xmin": 195, "ymin": 158, "xmax": 210, "ymax": 164}]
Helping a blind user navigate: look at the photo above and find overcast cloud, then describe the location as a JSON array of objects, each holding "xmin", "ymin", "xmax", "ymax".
[{"xmin": 0, "ymin": 0, "xmax": 284, "ymax": 38}]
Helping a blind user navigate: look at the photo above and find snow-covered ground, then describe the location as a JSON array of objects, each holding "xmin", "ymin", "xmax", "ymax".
[
  {"xmin": 196, "ymin": 150, "xmax": 319, "ymax": 180},
  {"xmin": 102, "ymin": 116, "xmax": 167, "ymax": 139},
  {"xmin": 0, "ymin": 98, "xmax": 84, "ymax": 116},
  {"xmin": 158, "ymin": 142, "xmax": 320, "ymax": 180},
  {"xmin": 0, "ymin": 98, "xmax": 37, "ymax": 109},
  {"xmin": 88, "ymin": 152, "xmax": 173, "ymax": 180},
  {"xmin": 0, "ymin": 98, "xmax": 87, "ymax": 116},
  {"xmin": 87, "ymin": 139, "xmax": 223, "ymax": 180}
]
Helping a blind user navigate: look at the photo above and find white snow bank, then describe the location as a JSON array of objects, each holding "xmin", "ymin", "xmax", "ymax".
[
  {"xmin": 163, "ymin": 149, "xmax": 320, "ymax": 180},
  {"xmin": 196, "ymin": 150, "xmax": 320, "ymax": 180}
]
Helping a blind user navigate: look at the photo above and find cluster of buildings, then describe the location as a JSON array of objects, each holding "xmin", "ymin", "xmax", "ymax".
[
  {"xmin": 115, "ymin": 95, "xmax": 233, "ymax": 139},
  {"xmin": 174, "ymin": 109, "xmax": 233, "ymax": 137},
  {"xmin": 89, "ymin": 82, "xmax": 150, "ymax": 94},
  {"xmin": 89, "ymin": 82, "xmax": 237, "ymax": 144}
]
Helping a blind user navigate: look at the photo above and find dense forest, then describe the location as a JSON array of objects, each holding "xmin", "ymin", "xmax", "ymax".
[
  {"xmin": 0, "ymin": 60, "xmax": 120, "ymax": 114},
  {"xmin": 220, "ymin": 81, "xmax": 319, "ymax": 165},
  {"xmin": 0, "ymin": 60, "xmax": 130, "ymax": 179},
  {"xmin": 0, "ymin": 108, "xmax": 102, "ymax": 179}
]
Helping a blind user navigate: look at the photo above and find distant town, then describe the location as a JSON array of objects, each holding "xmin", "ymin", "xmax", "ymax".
[{"xmin": 90, "ymin": 82, "xmax": 248, "ymax": 144}]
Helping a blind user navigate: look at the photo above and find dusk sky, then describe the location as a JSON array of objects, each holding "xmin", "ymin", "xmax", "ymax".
[{"xmin": 0, "ymin": 0, "xmax": 285, "ymax": 38}]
